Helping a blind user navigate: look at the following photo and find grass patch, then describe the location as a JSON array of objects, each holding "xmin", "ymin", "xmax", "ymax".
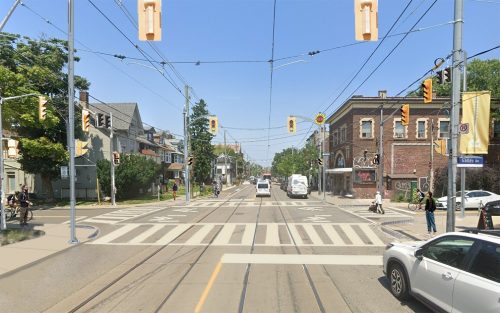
[{"xmin": 0, "ymin": 229, "xmax": 44, "ymax": 246}]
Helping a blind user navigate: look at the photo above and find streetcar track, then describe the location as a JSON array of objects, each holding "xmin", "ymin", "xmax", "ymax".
[{"xmin": 68, "ymin": 185, "xmax": 253, "ymax": 313}]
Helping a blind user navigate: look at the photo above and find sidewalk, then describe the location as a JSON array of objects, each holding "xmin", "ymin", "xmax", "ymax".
[
  {"xmin": 0, "ymin": 224, "xmax": 97, "ymax": 277},
  {"xmin": 310, "ymin": 192, "xmax": 496, "ymax": 241}
]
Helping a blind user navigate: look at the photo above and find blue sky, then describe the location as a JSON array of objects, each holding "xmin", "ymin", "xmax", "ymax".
[{"xmin": 1, "ymin": 0, "xmax": 499, "ymax": 166}]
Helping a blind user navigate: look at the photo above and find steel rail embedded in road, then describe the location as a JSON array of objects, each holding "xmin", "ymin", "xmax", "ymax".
[{"xmin": 67, "ymin": 185, "xmax": 253, "ymax": 313}]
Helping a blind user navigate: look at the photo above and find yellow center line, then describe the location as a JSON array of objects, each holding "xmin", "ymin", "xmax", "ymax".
[{"xmin": 194, "ymin": 261, "xmax": 223, "ymax": 313}]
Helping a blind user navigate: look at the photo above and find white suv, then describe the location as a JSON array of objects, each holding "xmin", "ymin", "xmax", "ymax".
[{"xmin": 383, "ymin": 231, "xmax": 500, "ymax": 313}]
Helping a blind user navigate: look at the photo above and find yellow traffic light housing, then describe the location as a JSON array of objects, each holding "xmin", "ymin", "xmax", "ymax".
[
  {"xmin": 75, "ymin": 139, "xmax": 89, "ymax": 157},
  {"xmin": 39, "ymin": 96, "xmax": 48, "ymax": 121},
  {"xmin": 354, "ymin": 0, "xmax": 378, "ymax": 41},
  {"xmin": 82, "ymin": 109, "xmax": 90, "ymax": 133},
  {"xmin": 208, "ymin": 116, "xmax": 218, "ymax": 135},
  {"xmin": 400, "ymin": 104, "xmax": 410, "ymax": 126},
  {"xmin": 287, "ymin": 116, "xmax": 296, "ymax": 133},
  {"xmin": 422, "ymin": 78, "xmax": 433, "ymax": 103},
  {"xmin": 138, "ymin": 0, "xmax": 162, "ymax": 41}
]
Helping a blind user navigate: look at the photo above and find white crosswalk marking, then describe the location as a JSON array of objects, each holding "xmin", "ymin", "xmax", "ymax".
[
  {"xmin": 88, "ymin": 223, "xmax": 386, "ymax": 247},
  {"xmin": 174, "ymin": 200, "xmax": 326, "ymax": 208},
  {"xmin": 83, "ymin": 207, "xmax": 166, "ymax": 224}
]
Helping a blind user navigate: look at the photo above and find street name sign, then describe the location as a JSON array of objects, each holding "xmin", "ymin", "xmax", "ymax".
[{"xmin": 457, "ymin": 156, "xmax": 483, "ymax": 168}]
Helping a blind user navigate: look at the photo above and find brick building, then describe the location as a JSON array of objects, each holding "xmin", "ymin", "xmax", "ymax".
[{"xmin": 326, "ymin": 91, "xmax": 451, "ymax": 199}]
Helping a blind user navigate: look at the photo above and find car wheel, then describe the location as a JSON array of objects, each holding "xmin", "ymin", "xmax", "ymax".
[{"xmin": 388, "ymin": 263, "xmax": 410, "ymax": 300}]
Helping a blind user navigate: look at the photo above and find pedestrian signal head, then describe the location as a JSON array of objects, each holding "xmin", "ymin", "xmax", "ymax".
[
  {"xmin": 208, "ymin": 116, "xmax": 218, "ymax": 135},
  {"xmin": 287, "ymin": 116, "xmax": 296, "ymax": 133}
]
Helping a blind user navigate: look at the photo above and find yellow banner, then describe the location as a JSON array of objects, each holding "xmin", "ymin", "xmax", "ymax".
[{"xmin": 459, "ymin": 91, "xmax": 491, "ymax": 154}]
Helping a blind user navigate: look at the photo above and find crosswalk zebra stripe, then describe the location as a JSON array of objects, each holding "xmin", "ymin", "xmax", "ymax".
[
  {"xmin": 213, "ymin": 224, "xmax": 237, "ymax": 245},
  {"xmin": 340, "ymin": 224, "xmax": 364, "ymax": 245},
  {"xmin": 88, "ymin": 223, "xmax": 386, "ymax": 247},
  {"xmin": 186, "ymin": 225, "xmax": 215, "ymax": 245},
  {"xmin": 156, "ymin": 224, "xmax": 191, "ymax": 245},
  {"xmin": 93, "ymin": 224, "xmax": 140, "ymax": 244},
  {"xmin": 129, "ymin": 225, "xmax": 164, "ymax": 244}
]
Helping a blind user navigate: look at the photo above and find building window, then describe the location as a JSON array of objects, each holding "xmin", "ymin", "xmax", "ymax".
[
  {"xmin": 393, "ymin": 118, "xmax": 406, "ymax": 139},
  {"xmin": 340, "ymin": 126, "xmax": 346, "ymax": 143},
  {"xmin": 360, "ymin": 119, "xmax": 374, "ymax": 138},
  {"xmin": 416, "ymin": 119, "xmax": 427, "ymax": 139},
  {"xmin": 165, "ymin": 153, "xmax": 172, "ymax": 163},
  {"xmin": 494, "ymin": 119, "xmax": 500, "ymax": 138},
  {"xmin": 7, "ymin": 173, "xmax": 15, "ymax": 194},
  {"xmin": 147, "ymin": 133, "xmax": 153, "ymax": 141},
  {"xmin": 439, "ymin": 119, "xmax": 450, "ymax": 138},
  {"xmin": 333, "ymin": 131, "xmax": 338, "ymax": 145}
]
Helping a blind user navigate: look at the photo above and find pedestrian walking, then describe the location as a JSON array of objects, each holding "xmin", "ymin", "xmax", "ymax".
[
  {"xmin": 172, "ymin": 181, "xmax": 178, "ymax": 201},
  {"xmin": 374, "ymin": 191, "xmax": 385, "ymax": 214},
  {"xmin": 213, "ymin": 181, "xmax": 220, "ymax": 198},
  {"xmin": 425, "ymin": 191, "xmax": 437, "ymax": 237},
  {"xmin": 19, "ymin": 186, "xmax": 30, "ymax": 226}
]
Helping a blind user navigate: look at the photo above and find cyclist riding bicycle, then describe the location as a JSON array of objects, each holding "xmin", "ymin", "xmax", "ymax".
[{"xmin": 416, "ymin": 188, "xmax": 425, "ymax": 209}]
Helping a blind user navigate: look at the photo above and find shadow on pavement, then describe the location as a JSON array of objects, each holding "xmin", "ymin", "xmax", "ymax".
[{"xmin": 377, "ymin": 276, "xmax": 432, "ymax": 313}]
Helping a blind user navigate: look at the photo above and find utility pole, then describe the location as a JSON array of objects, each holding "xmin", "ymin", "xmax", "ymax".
[
  {"xmin": 224, "ymin": 129, "xmax": 228, "ymax": 185},
  {"xmin": 322, "ymin": 125, "xmax": 327, "ymax": 200},
  {"xmin": 0, "ymin": 0, "xmax": 21, "ymax": 32},
  {"xmin": 183, "ymin": 85, "xmax": 190, "ymax": 203},
  {"xmin": 110, "ymin": 112, "xmax": 116, "ymax": 206},
  {"xmin": 447, "ymin": 0, "xmax": 463, "ymax": 232},
  {"xmin": 67, "ymin": 0, "xmax": 78, "ymax": 243},
  {"xmin": 430, "ymin": 119, "xmax": 435, "ymax": 192},
  {"xmin": 318, "ymin": 130, "xmax": 322, "ymax": 195},
  {"xmin": 0, "ymin": 95, "xmax": 5, "ymax": 230},
  {"xmin": 378, "ymin": 105, "xmax": 384, "ymax": 196},
  {"xmin": 460, "ymin": 50, "xmax": 467, "ymax": 219}
]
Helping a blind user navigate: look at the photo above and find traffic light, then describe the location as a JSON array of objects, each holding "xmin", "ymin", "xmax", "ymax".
[
  {"xmin": 39, "ymin": 96, "xmax": 48, "ymax": 121},
  {"xmin": 354, "ymin": 0, "xmax": 378, "ymax": 41},
  {"xmin": 372, "ymin": 154, "xmax": 380, "ymax": 165},
  {"xmin": 138, "ymin": 0, "xmax": 162, "ymax": 41},
  {"xmin": 113, "ymin": 152, "xmax": 120, "ymax": 165},
  {"xmin": 187, "ymin": 156, "xmax": 194, "ymax": 166},
  {"xmin": 208, "ymin": 116, "xmax": 218, "ymax": 135},
  {"xmin": 436, "ymin": 70, "xmax": 444, "ymax": 85},
  {"xmin": 421, "ymin": 78, "xmax": 432, "ymax": 103},
  {"xmin": 443, "ymin": 67, "xmax": 451, "ymax": 83},
  {"xmin": 82, "ymin": 109, "xmax": 90, "ymax": 132},
  {"xmin": 317, "ymin": 158, "xmax": 323, "ymax": 166},
  {"xmin": 96, "ymin": 113, "xmax": 105, "ymax": 128},
  {"xmin": 287, "ymin": 116, "xmax": 296, "ymax": 133},
  {"xmin": 75, "ymin": 139, "xmax": 89, "ymax": 157},
  {"xmin": 400, "ymin": 104, "xmax": 410, "ymax": 126},
  {"xmin": 104, "ymin": 114, "xmax": 111, "ymax": 129}
]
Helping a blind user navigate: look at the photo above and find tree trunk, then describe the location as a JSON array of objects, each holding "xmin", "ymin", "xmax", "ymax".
[{"xmin": 42, "ymin": 174, "xmax": 54, "ymax": 203}]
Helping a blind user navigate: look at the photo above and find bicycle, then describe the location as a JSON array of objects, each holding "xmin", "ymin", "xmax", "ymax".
[
  {"xmin": 5, "ymin": 203, "xmax": 33, "ymax": 221},
  {"xmin": 408, "ymin": 199, "xmax": 424, "ymax": 211}
]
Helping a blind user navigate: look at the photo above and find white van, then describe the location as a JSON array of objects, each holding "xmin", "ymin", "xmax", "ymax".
[
  {"xmin": 287, "ymin": 175, "xmax": 308, "ymax": 199},
  {"xmin": 256, "ymin": 180, "xmax": 271, "ymax": 197}
]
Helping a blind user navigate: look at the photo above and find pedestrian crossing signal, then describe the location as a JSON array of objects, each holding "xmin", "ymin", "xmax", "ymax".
[
  {"xmin": 208, "ymin": 116, "xmax": 218, "ymax": 135},
  {"xmin": 317, "ymin": 158, "xmax": 323, "ymax": 166},
  {"xmin": 113, "ymin": 152, "xmax": 120, "ymax": 165},
  {"xmin": 187, "ymin": 156, "xmax": 194, "ymax": 166}
]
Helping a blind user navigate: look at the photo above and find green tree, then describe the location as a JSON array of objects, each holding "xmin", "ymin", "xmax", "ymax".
[
  {"xmin": 272, "ymin": 142, "xmax": 319, "ymax": 179},
  {"xmin": 189, "ymin": 99, "xmax": 214, "ymax": 185},
  {"xmin": 0, "ymin": 34, "xmax": 89, "ymax": 200},
  {"xmin": 115, "ymin": 155, "xmax": 160, "ymax": 199},
  {"xmin": 96, "ymin": 159, "xmax": 111, "ymax": 197}
]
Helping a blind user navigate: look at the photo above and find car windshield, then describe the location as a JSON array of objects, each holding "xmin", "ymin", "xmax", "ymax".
[{"xmin": 258, "ymin": 184, "xmax": 268, "ymax": 189}]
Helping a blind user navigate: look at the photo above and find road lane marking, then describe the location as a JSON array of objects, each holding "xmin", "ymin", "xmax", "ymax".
[
  {"xmin": 302, "ymin": 224, "xmax": 324, "ymax": 246},
  {"xmin": 241, "ymin": 223, "xmax": 256, "ymax": 245},
  {"xmin": 358, "ymin": 224, "xmax": 385, "ymax": 246},
  {"xmin": 287, "ymin": 224, "xmax": 304, "ymax": 245},
  {"xmin": 321, "ymin": 225, "xmax": 346, "ymax": 246},
  {"xmin": 212, "ymin": 224, "xmax": 236, "ymax": 245},
  {"xmin": 220, "ymin": 254, "xmax": 383, "ymax": 266},
  {"xmin": 194, "ymin": 261, "xmax": 222, "ymax": 313}
]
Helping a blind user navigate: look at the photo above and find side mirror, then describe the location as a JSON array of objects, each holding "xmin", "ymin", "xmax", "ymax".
[{"xmin": 414, "ymin": 248, "xmax": 424, "ymax": 260}]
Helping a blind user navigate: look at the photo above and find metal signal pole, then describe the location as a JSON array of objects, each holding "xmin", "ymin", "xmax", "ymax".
[
  {"xmin": 184, "ymin": 85, "xmax": 190, "ymax": 203},
  {"xmin": 110, "ymin": 112, "xmax": 116, "ymax": 206},
  {"xmin": 447, "ymin": 0, "xmax": 463, "ymax": 232}
]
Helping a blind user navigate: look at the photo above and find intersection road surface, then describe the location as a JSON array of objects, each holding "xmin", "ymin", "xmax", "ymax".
[{"xmin": 0, "ymin": 184, "xmax": 429, "ymax": 313}]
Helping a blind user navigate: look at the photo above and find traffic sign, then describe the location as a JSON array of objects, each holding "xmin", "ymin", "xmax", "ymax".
[
  {"xmin": 314, "ymin": 113, "xmax": 326, "ymax": 125},
  {"xmin": 459, "ymin": 123, "xmax": 469, "ymax": 134},
  {"xmin": 457, "ymin": 156, "xmax": 483, "ymax": 168}
]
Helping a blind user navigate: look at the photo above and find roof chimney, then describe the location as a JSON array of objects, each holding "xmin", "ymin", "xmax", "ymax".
[{"xmin": 378, "ymin": 90, "xmax": 387, "ymax": 99}]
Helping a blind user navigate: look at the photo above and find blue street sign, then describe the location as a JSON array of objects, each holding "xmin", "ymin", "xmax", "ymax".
[{"xmin": 457, "ymin": 156, "xmax": 484, "ymax": 168}]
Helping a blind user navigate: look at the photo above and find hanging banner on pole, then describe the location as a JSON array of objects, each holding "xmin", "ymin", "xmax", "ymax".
[{"xmin": 459, "ymin": 91, "xmax": 491, "ymax": 154}]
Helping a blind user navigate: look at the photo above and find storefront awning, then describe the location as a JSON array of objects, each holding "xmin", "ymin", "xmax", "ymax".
[{"xmin": 326, "ymin": 168, "xmax": 353, "ymax": 174}]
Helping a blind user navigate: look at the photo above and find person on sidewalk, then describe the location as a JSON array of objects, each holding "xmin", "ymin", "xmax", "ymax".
[
  {"xmin": 19, "ymin": 186, "xmax": 30, "ymax": 226},
  {"xmin": 172, "ymin": 182, "xmax": 178, "ymax": 201},
  {"xmin": 425, "ymin": 191, "xmax": 437, "ymax": 237},
  {"xmin": 374, "ymin": 191, "xmax": 385, "ymax": 214}
]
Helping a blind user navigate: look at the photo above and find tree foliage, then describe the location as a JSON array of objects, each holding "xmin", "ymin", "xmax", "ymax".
[
  {"xmin": 0, "ymin": 33, "xmax": 89, "ymax": 200},
  {"xmin": 271, "ymin": 142, "xmax": 319, "ymax": 179},
  {"xmin": 96, "ymin": 159, "xmax": 111, "ymax": 197},
  {"xmin": 189, "ymin": 99, "xmax": 214, "ymax": 185},
  {"xmin": 114, "ymin": 155, "xmax": 160, "ymax": 199}
]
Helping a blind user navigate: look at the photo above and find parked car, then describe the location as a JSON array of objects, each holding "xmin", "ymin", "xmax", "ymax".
[
  {"xmin": 436, "ymin": 190, "xmax": 500, "ymax": 210},
  {"xmin": 383, "ymin": 230, "xmax": 500, "ymax": 313},
  {"xmin": 484, "ymin": 199, "xmax": 500, "ymax": 216},
  {"xmin": 256, "ymin": 180, "xmax": 271, "ymax": 197}
]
